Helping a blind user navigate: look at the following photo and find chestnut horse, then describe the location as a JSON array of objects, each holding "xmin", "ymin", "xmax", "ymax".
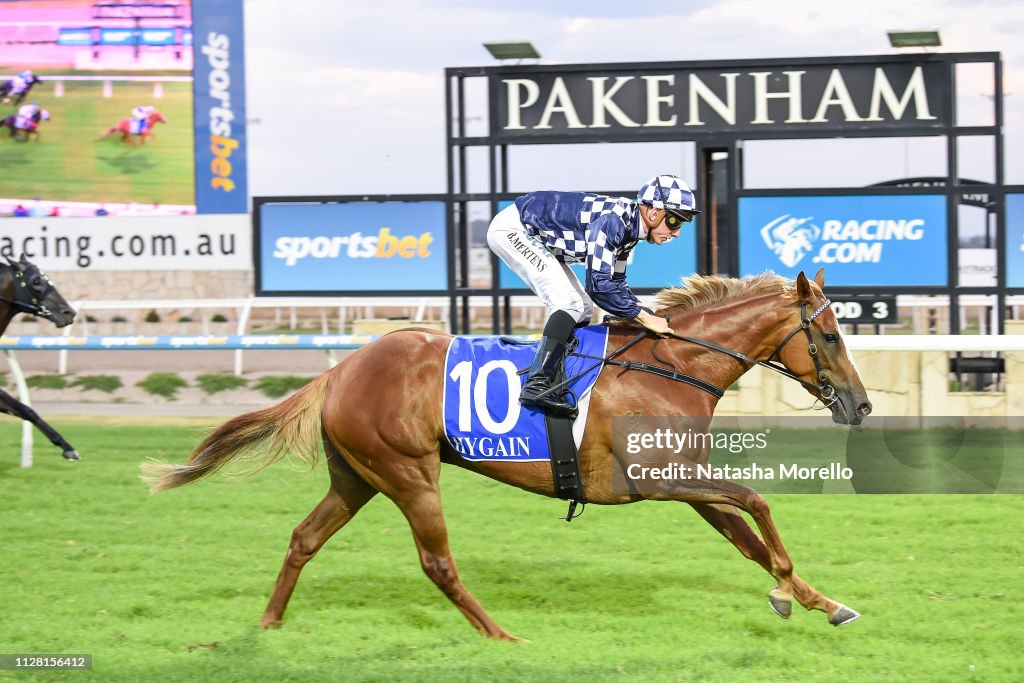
[
  {"xmin": 0, "ymin": 255, "xmax": 80, "ymax": 460},
  {"xmin": 143, "ymin": 270, "xmax": 872, "ymax": 639},
  {"xmin": 103, "ymin": 111, "xmax": 166, "ymax": 143}
]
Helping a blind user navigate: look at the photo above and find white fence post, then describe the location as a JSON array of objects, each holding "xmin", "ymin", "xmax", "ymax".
[{"xmin": 5, "ymin": 350, "xmax": 34, "ymax": 468}]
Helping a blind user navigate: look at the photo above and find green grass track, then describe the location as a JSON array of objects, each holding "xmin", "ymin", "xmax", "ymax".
[{"xmin": 1, "ymin": 419, "xmax": 1022, "ymax": 681}]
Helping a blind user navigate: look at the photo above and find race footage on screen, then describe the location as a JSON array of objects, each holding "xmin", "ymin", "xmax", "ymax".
[{"xmin": 0, "ymin": 0, "xmax": 196, "ymax": 218}]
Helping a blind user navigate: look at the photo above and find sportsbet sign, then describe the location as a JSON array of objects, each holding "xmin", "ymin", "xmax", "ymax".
[
  {"xmin": 257, "ymin": 201, "xmax": 447, "ymax": 294},
  {"xmin": 738, "ymin": 195, "xmax": 947, "ymax": 286}
]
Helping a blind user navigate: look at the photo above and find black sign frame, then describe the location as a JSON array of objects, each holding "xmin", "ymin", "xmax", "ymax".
[{"xmin": 445, "ymin": 51, "xmax": 1011, "ymax": 334}]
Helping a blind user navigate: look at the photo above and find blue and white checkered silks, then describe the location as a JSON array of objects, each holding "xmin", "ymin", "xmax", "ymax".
[
  {"xmin": 587, "ymin": 229, "xmax": 631, "ymax": 277},
  {"xmin": 579, "ymin": 194, "xmax": 633, "ymax": 226},
  {"xmin": 531, "ymin": 194, "xmax": 634, "ymax": 264},
  {"xmin": 637, "ymin": 174, "xmax": 698, "ymax": 212}
]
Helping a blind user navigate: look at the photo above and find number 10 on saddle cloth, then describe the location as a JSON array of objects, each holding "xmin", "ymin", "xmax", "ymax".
[{"xmin": 443, "ymin": 326, "xmax": 610, "ymax": 462}]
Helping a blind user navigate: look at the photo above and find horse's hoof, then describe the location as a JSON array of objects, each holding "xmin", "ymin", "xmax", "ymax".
[
  {"xmin": 260, "ymin": 617, "xmax": 283, "ymax": 629},
  {"xmin": 829, "ymin": 603, "xmax": 861, "ymax": 626},
  {"xmin": 768, "ymin": 594, "xmax": 792, "ymax": 619},
  {"xmin": 62, "ymin": 449, "xmax": 81, "ymax": 461},
  {"xmin": 489, "ymin": 630, "xmax": 526, "ymax": 642}
]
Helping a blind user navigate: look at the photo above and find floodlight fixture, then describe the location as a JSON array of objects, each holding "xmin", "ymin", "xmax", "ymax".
[
  {"xmin": 483, "ymin": 41, "xmax": 540, "ymax": 61},
  {"xmin": 887, "ymin": 29, "xmax": 942, "ymax": 49}
]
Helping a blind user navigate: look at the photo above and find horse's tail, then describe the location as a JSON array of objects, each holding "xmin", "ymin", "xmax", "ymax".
[{"xmin": 141, "ymin": 372, "xmax": 331, "ymax": 494}]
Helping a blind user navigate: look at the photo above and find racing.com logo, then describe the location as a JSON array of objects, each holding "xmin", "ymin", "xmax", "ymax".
[
  {"xmin": 760, "ymin": 215, "xmax": 821, "ymax": 267},
  {"xmin": 273, "ymin": 229, "xmax": 435, "ymax": 266},
  {"xmin": 759, "ymin": 214, "xmax": 925, "ymax": 267}
]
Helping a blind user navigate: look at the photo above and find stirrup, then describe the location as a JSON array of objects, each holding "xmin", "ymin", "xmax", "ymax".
[{"xmin": 520, "ymin": 388, "xmax": 578, "ymax": 419}]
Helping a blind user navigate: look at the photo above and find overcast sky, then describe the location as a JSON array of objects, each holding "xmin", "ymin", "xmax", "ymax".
[{"xmin": 243, "ymin": 0, "xmax": 1024, "ymax": 198}]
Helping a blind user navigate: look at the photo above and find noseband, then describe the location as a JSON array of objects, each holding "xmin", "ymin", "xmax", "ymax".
[
  {"xmin": 761, "ymin": 299, "xmax": 838, "ymax": 408},
  {"xmin": 0, "ymin": 263, "xmax": 56, "ymax": 319}
]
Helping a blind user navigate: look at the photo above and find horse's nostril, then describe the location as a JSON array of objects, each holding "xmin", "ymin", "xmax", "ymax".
[{"xmin": 857, "ymin": 402, "xmax": 872, "ymax": 416}]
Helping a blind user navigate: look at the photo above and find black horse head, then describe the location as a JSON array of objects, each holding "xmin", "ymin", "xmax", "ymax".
[{"xmin": 1, "ymin": 255, "xmax": 76, "ymax": 328}]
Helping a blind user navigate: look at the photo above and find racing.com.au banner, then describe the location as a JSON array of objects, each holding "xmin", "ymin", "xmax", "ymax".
[{"xmin": 0, "ymin": 215, "xmax": 250, "ymax": 271}]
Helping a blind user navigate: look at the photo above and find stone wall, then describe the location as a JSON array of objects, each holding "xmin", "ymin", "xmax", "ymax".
[
  {"xmin": 56, "ymin": 270, "xmax": 253, "ymax": 308},
  {"xmin": 718, "ymin": 334, "xmax": 1023, "ymax": 418}
]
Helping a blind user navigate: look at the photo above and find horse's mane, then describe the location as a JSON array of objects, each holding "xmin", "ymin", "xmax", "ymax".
[{"xmin": 653, "ymin": 272, "xmax": 796, "ymax": 317}]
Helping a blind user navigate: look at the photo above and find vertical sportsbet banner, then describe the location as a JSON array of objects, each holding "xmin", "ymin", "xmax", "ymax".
[
  {"xmin": 1007, "ymin": 194, "xmax": 1024, "ymax": 289},
  {"xmin": 192, "ymin": 0, "xmax": 248, "ymax": 214},
  {"xmin": 496, "ymin": 200, "xmax": 698, "ymax": 291},
  {"xmin": 257, "ymin": 201, "xmax": 448, "ymax": 294},
  {"xmin": 738, "ymin": 195, "xmax": 948, "ymax": 286}
]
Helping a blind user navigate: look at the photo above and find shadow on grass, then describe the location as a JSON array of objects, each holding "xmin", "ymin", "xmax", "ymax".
[{"xmin": 98, "ymin": 149, "xmax": 158, "ymax": 175}]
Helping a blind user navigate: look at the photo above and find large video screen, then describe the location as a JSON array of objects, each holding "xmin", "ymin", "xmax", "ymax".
[{"xmin": 0, "ymin": 0, "xmax": 246, "ymax": 217}]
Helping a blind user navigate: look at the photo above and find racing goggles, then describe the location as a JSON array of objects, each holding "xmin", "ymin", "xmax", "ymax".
[{"xmin": 664, "ymin": 209, "xmax": 694, "ymax": 229}]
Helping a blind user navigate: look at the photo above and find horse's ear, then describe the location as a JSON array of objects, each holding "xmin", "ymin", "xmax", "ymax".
[
  {"xmin": 813, "ymin": 267, "xmax": 825, "ymax": 288},
  {"xmin": 19, "ymin": 253, "xmax": 29, "ymax": 264},
  {"xmin": 795, "ymin": 271, "xmax": 813, "ymax": 301}
]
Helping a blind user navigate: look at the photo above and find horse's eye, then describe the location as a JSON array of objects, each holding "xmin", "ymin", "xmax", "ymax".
[{"xmin": 823, "ymin": 333, "xmax": 838, "ymax": 344}]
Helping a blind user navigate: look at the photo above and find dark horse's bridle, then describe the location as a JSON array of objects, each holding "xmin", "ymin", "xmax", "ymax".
[{"xmin": 0, "ymin": 259, "xmax": 57, "ymax": 319}]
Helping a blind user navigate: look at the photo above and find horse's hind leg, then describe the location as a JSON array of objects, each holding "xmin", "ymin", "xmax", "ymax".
[
  {"xmin": 260, "ymin": 438, "xmax": 377, "ymax": 628},
  {"xmin": 343, "ymin": 443, "xmax": 519, "ymax": 640},
  {"xmin": 399, "ymin": 484, "xmax": 521, "ymax": 641}
]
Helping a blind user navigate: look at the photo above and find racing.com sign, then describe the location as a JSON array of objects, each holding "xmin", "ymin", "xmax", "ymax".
[
  {"xmin": 738, "ymin": 195, "xmax": 947, "ymax": 286},
  {"xmin": 256, "ymin": 201, "xmax": 447, "ymax": 294}
]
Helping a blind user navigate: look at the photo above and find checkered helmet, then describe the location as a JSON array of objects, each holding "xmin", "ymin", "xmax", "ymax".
[{"xmin": 637, "ymin": 174, "xmax": 701, "ymax": 214}]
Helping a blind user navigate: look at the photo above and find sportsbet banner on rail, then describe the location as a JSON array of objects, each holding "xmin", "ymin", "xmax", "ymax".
[
  {"xmin": 0, "ymin": 334, "xmax": 377, "ymax": 350},
  {"xmin": 256, "ymin": 200, "xmax": 448, "ymax": 294},
  {"xmin": 737, "ymin": 195, "xmax": 948, "ymax": 286}
]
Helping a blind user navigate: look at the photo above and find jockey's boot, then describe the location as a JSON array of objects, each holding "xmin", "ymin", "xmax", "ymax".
[{"xmin": 520, "ymin": 336, "xmax": 576, "ymax": 418}]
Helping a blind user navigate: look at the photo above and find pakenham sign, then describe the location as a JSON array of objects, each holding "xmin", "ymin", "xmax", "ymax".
[{"xmin": 492, "ymin": 57, "xmax": 948, "ymax": 139}]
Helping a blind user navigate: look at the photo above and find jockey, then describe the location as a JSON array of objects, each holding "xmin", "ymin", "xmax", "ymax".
[
  {"xmin": 487, "ymin": 174, "xmax": 701, "ymax": 416},
  {"xmin": 9, "ymin": 70, "xmax": 34, "ymax": 94},
  {"xmin": 14, "ymin": 103, "xmax": 49, "ymax": 130},
  {"xmin": 130, "ymin": 105, "xmax": 155, "ymax": 134}
]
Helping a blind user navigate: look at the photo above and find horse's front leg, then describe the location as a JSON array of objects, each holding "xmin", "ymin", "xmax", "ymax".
[
  {"xmin": 0, "ymin": 389, "xmax": 80, "ymax": 460},
  {"xmin": 688, "ymin": 501, "xmax": 858, "ymax": 625},
  {"xmin": 645, "ymin": 476, "xmax": 858, "ymax": 626}
]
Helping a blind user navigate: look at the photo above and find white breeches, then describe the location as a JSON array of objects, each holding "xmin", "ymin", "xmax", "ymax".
[{"xmin": 487, "ymin": 203, "xmax": 594, "ymax": 325}]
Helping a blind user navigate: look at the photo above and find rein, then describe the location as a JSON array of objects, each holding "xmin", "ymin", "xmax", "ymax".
[
  {"xmin": 537, "ymin": 298, "xmax": 837, "ymax": 408},
  {"xmin": 663, "ymin": 298, "xmax": 838, "ymax": 408}
]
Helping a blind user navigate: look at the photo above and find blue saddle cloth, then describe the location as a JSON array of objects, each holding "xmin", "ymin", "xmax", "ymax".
[{"xmin": 443, "ymin": 326, "xmax": 610, "ymax": 462}]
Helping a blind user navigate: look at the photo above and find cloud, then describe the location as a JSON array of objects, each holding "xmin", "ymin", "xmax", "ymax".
[{"xmin": 244, "ymin": 0, "xmax": 1024, "ymax": 192}]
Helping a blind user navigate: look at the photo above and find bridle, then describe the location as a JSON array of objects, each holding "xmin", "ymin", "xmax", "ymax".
[
  {"xmin": 0, "ymin": 260, "xmax": 56, "ymax": 319},
  {"xmin": 663, "ymin": 298, "xmax": 838, "ymax": 409}
]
